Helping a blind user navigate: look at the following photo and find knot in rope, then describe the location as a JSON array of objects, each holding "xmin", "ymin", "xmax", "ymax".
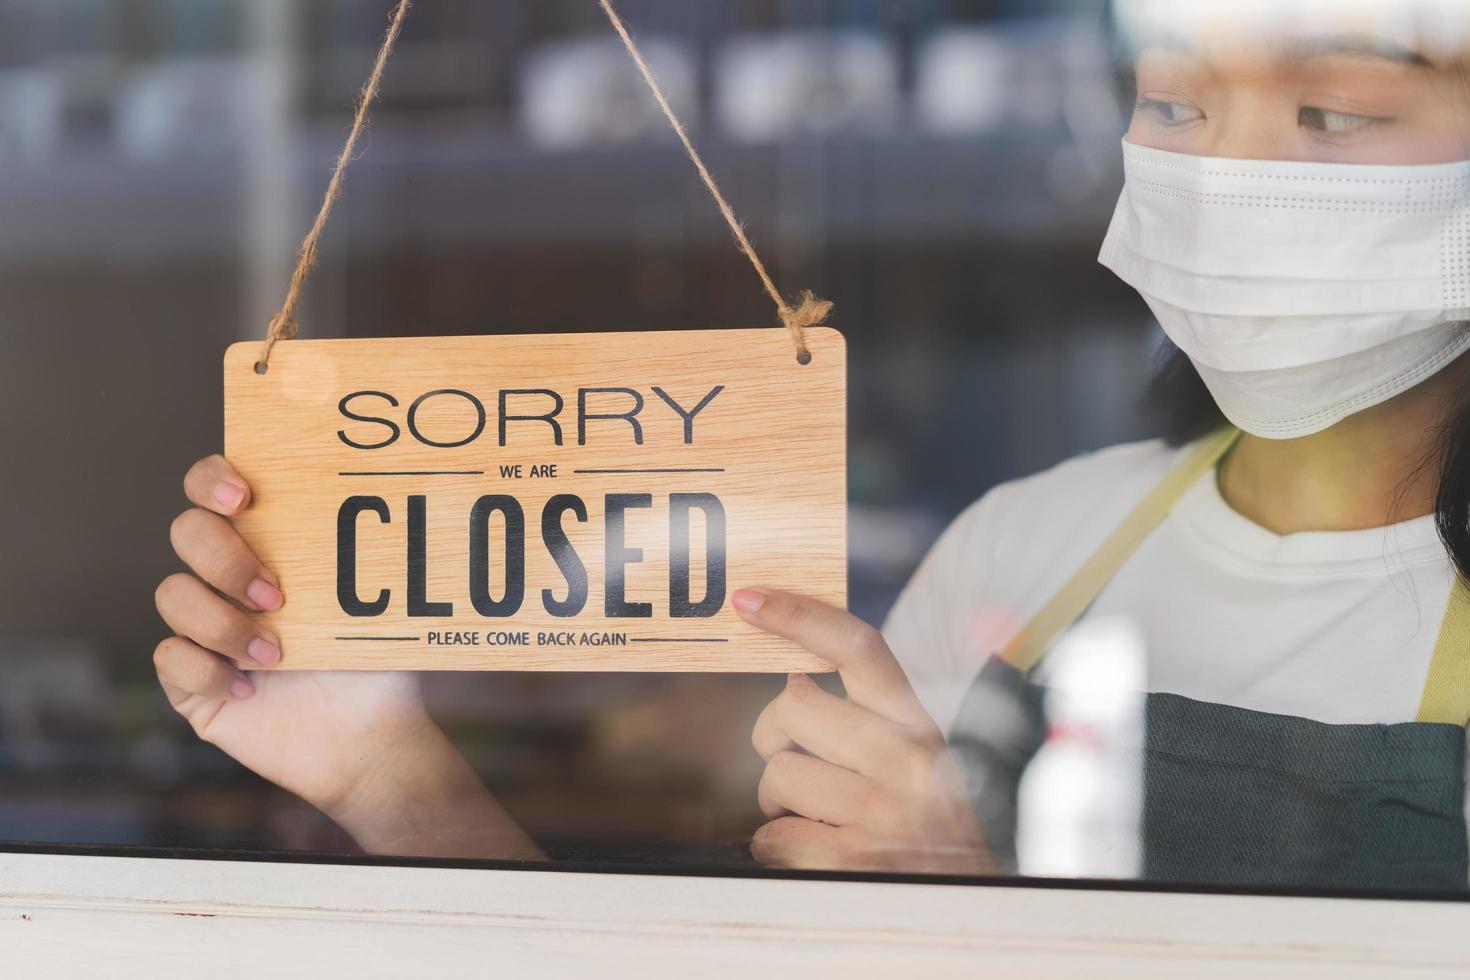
[{"xmin": 779, "ymin": 291, "xmax": 834, "ymax": 364}]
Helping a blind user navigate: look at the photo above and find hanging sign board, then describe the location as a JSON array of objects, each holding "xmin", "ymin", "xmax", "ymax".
[{"xmin": 223, "ymin": 328, "xmax": 846, "ymax": 671}]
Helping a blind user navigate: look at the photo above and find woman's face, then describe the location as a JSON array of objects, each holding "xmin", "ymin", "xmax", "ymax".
[{"xmin": 1125, "ymin": 29, "xmax": 1470, "ymax": 165}]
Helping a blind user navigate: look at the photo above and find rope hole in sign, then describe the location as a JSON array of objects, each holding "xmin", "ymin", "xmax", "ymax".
[{"xmin": 254, "ymin": 0, "xmax": 832, "ymax": 374}]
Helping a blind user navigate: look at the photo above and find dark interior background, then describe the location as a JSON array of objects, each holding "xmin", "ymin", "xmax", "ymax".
[{"xmin": 0, "ymin": 0, "xmax": 1157, "ymax": 861}]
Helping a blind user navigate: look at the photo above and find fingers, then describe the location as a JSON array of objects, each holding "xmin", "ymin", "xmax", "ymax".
[
  {"xmin": 752, "ymin": 674, "xmax": 904, "ymax": 774},
  {"xmin": 750, "ymin": 817, "xmax": 852, "ymax": 870},
  {"xmin": 757, "ymin": 749, "xmax": 871, "ymax": 825},
  {"xmin": 154, "ymin": 635, "xmax": 255, "ymax": 703},
  {"xmin": 170, "ymin": 507, "xmax": 283, "ymax": 612},
  {"xmin": 732, "ymin": 589, "xmax": 932, "ymax": 728},
  {"xmin": 155, "ymin": 573, "xmax": 281, "ymax": 666},
  {"xmin": 184, "ymin": 454, "xmax": 252, "ymax": 516}
]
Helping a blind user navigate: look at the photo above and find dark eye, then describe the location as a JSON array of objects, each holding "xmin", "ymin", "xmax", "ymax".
[
  {"xmin": 1136, "ymin": 98, "xmax": 1205, "ymax": 127},
  {"xmin": 1299, "ymin": 107, "xmax": 1383, "ymax": 134}
]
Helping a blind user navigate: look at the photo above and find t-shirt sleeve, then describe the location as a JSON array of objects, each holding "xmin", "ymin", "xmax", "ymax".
[{"xmin": 882, "ymin": 492, "xmax": 1003, "ymax": 735}]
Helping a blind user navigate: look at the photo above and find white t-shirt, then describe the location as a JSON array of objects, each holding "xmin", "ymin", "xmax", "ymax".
[{"xmin": 882, "ymin": 437, "xmax": 1465, "ymax": 849}]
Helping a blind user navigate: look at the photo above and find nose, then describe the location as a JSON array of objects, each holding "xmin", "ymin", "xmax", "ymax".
[
  {"xmin": 1197, "ymin": 88, "xmax": 1314, "ymax": 163},
  {"xmin": 1204, "ymin": 117, "xmax": 1300, "ymax": 162}
]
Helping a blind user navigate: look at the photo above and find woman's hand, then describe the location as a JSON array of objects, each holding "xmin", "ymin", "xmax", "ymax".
[
  {"xmin": 735, "ymin": 588, "xmax": 995, "ymax": 875},
  {"xmin": 154, "ymin": 455, "xmax": 540, "ymax": 860}
]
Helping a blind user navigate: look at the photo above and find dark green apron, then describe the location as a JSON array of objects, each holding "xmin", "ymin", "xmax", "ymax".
[{"xmin": 948, "ymin": 429, "xmax": 1470, "ymax": 890}]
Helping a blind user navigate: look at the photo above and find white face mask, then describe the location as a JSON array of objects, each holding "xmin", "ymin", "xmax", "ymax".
[{"xmin": 1099, "ymin": 139, "xmax": 1470, "ymax": 439}]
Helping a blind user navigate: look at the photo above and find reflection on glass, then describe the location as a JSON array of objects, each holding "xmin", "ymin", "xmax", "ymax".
[
  {"xmin": 1018, "ymin": 616, "xmax": 1145, "ymax": 880},
  {"xmin": 5, "ymin": 0, "xmax": 1470, "ymax": 896}
]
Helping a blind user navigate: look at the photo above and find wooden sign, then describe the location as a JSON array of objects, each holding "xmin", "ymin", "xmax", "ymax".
[{"xmin": 222, "ymin": 329, "xmax": 846, "ymax": 671}]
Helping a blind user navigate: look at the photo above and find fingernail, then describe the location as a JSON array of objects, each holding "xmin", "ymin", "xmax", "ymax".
[
  {"xmin": 732, "ymin": 589, "xmax": 766, "ymax": 614},
  {"xmin": 230, "ymin": 677, "xmax": 255, "ymax": 699},
  {"xmin": 213, "ymin": 482, "xmax": 246, "ymax": 511},
  {"xmin": 247, "ymin": 638, "xmax": 281, "ymax": 666},
  {"xmin": 247, "ymin": 578, "xmax": 284, "ymax": 611}
]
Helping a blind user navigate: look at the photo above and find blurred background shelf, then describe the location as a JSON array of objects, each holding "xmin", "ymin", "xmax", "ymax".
[{"xmin": 0, "ymin": 131, "xmax": 1117, "ymax": 261}]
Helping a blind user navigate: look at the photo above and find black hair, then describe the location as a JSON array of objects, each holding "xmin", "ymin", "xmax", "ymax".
[
  {"xmin": 1436, "ymin": 390, "xmax": 1470, "ymax": 584},
  {"xmin": 1100, "ymin": 0, "xmax": 1470, "ymax": 582}
]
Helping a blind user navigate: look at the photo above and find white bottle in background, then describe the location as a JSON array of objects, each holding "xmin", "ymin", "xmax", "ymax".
[{"xmin": 1016, "ymin": 615, "xmax": 1146, "ymax": 879}]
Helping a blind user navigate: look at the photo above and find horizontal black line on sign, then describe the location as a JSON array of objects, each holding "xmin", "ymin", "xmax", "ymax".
[
  {"xmin": 571, "ymin": 468, "xmax": 727, "ymax": 474},
  {"xmin": 339, "ymin": 471, "xmax": 486, "ymax": 476},
  {"xmin": 630, "ymin": 638, "xmax": 730, "ymax": 644},
  {"xmin": 335, "ymin": 636, "xmax": 422, "ymax": 642}
]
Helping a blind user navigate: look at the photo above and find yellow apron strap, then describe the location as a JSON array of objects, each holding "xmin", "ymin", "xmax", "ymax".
[
  {"xmin": 1416, "ymin": 575, "xmax": 1470, "ymax": 725},
  {"xmin": 1000, "ymin": 426, "xmax": 1243, "ymax": 673}
]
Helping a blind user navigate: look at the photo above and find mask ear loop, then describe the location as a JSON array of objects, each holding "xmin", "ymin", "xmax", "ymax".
[{"xmin": 256, "ymin": 0, "xmax": 832, "ymax": 373}]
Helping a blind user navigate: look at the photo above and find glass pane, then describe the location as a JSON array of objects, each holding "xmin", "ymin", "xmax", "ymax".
[{"xmin": 4, "ymin": 0, "xmax": 1470, "ymax": 896}]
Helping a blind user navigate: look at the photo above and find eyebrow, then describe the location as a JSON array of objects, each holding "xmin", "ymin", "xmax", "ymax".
[{"xmin": 1285, "ymin": 34, "xmax": 1433, "ymax": 67}]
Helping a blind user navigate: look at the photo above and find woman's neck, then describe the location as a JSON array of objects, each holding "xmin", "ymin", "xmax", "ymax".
[{"xmin": 1217, "ymin": 359, "xmax": 1469, "ymax": 534}]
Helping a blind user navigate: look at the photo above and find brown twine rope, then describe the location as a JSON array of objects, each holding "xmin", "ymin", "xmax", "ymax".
[
  {"xmin": 256, "ymin": 0, "xmax": 413, "ymax": 372},
  {"xmin": 257, "ymin": 0, "xmax": 830, "ymax": 370},
  {"xmin": 597, "ymin": 0, "xmax": 830, "ymax": 363}
]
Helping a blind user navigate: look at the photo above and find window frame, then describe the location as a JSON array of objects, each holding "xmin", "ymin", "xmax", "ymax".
[{"xmin": 3, "ymin": 847, "xmax": 1468, "ymax": 974}]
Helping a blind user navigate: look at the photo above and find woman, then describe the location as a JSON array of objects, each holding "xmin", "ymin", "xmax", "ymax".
[{"xmin": 153, "ymin": 1, "xmax": 1470, "ymax": 886}]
